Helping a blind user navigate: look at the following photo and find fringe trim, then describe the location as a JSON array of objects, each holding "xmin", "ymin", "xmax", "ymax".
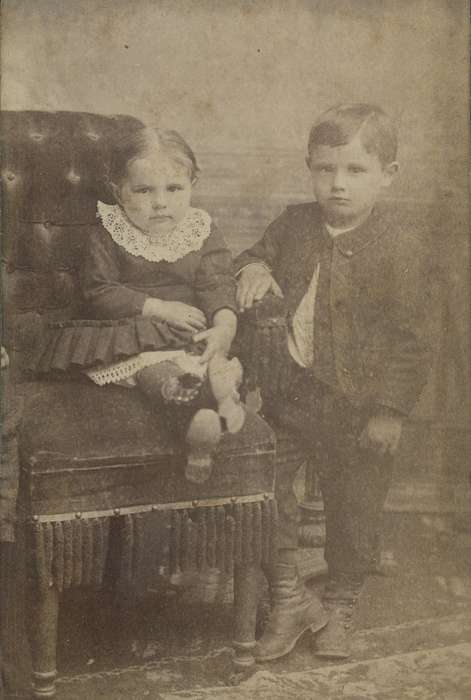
[
  {"xmin": 31, "ymin": 500, "xmax": 279, "ymax": 590},
  {"xmin": 32, "ymin": 517, "xmax": 110, "ymax": 592},
  {"xmin": 168, "ymin": 499, "xmax": 278, "ymax": 574}
]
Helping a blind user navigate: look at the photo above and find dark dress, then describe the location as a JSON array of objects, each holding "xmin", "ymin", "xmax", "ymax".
[{"xmin": 34, "ymin": 208, "xmax": 237, "ymax": 375}]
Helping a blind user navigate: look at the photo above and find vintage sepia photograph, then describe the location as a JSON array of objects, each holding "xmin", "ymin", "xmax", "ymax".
[{"xmin": 1, "ymin": 1, "xmax": 470, "ymax": 698}]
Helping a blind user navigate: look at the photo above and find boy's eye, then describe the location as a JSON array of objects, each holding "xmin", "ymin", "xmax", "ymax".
[
  {"xmin": 133, "ymin": 187, "xmax": 151, "ymax": 194},
  {"xmin": 348, "ymin": 166, "xmax": 367, "ymax": 174},
  {"xmin": 167, "ymin": 184, "xmax": 184, "ymax": 192}
]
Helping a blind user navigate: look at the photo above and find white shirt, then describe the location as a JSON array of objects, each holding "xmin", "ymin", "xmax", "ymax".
[{"xmin": 287, "ymin": 222, "xmax": 357, "ymax": 368}]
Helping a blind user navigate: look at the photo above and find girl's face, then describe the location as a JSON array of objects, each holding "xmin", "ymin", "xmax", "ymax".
[{"xmin": 114, "ymin": 151, "xmax": 193, "ymax": 237}]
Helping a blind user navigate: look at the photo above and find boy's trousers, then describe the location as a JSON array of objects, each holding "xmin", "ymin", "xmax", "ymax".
[{"xmin": 268, "ymin": 364, "xmax": 394, "ymax": 578}]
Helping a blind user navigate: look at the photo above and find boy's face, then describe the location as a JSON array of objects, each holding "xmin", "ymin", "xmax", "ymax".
[{"xmin": 307, "ymin": 132, "xmax": 398, "ymax": 228}]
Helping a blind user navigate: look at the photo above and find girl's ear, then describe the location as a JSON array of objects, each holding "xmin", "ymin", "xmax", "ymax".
[
  {"xmin": 109, "ymin": 180, "xmax": 122, "ymax": 204},
  {"xmin": 104, "ymin": 173, "xmax": 122, "ymax": 203}
]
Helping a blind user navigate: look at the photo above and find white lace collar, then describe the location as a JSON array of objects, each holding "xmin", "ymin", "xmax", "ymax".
[{"xmin": 96, "ymin": 201, "xmax": 212, "ymax": 263}]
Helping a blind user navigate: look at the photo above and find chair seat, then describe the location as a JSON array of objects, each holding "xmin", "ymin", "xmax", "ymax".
[{"xmin": 19, "ymin": 380, "xmax": 276, "ymax": 517}]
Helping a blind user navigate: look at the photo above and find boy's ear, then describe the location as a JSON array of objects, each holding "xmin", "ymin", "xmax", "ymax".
[
  {"xmin": 382, "ymin": 161, "xmax": 399, "ymax": 187},
  {"xmin": 305, "ymin": 155, "xmax": 312, "ymax": 170}
]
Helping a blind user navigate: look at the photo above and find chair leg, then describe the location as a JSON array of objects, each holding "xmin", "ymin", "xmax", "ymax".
[
  {"xmin": 233, "ymin": 563, "xmax": 259, "ymax": 669},
  {"xmin": 29, "ymin": 585, "xmax": 60, "ymax": 699}
]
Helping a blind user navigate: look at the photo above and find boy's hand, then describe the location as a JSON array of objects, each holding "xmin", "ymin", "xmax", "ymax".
[
  {"xmin": 237, "ymin": 264, "xmax": 283, "ymax": 311},
  {"xmin": 142, "ymin": 298, "xmax": 207, "ymax": 333},
  {"xmin": 193, "ymin": 326, "xmax": 235, "ymax": 363},
  {"xmin": 359, "ymin": 413, "xmax": 403, "ymax": 456}
]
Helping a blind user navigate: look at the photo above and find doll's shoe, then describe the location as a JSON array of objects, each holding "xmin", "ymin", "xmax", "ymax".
[{"xmin": 185, "ymin": 409, "xmax": 222, "ymax": 484}]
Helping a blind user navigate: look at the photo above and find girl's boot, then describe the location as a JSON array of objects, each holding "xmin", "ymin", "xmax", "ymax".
[
  {"xmin": 254, "ymin": 562, "xmax": 328, "ymax": 662},
  {"xmin": 137, "ymin": 361, "xmax": 203, "ymax": 404}
]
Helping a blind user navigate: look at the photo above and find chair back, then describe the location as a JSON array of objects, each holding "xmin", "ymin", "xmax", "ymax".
[{"xmin": 1, "ymin": 111, "xmax": 143, "ymax": 375}]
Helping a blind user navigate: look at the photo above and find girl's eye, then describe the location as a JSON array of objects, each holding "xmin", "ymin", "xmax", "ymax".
[
  {"xmin": 167, "ymin": 184, "xmax": 184, "ymax": 192},
  {"xmin": 349, "ymin": 166, "xmax": 367, "ymax": 174},
  {"xmin": 134, "ymin": 187, "xmax": 151, "ymax": 194},
  {"xmin": 315, "ymin": 165, "xmax": 334, "ymax": 173}
]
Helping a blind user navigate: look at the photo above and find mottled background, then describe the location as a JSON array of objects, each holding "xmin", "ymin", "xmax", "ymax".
[
  {"xmin": 2, "ymin": 1, "xmax": 468, "ymax": 209},
  {"xmin": 2, "ymin": 0, "xmax": 469, "ymax": 424}
]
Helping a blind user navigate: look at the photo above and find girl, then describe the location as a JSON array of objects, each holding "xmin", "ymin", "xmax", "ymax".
[{"xmin": 35, "ymin": 127, "xmax": 245, "ymax": 484}]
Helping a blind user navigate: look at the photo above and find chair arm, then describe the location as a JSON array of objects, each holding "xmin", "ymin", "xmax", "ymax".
[{"xmin": 235, "ymin": 294, "xmax": 291, "ymax": 404}]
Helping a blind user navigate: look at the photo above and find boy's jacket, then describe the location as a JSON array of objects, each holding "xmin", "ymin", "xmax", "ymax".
[{"xmin": 236, "ymin": 202, "xmax": 432, "ymax": 415}]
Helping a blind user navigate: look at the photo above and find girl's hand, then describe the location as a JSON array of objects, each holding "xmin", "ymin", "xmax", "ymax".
[
  {"xmin": 359, "ymin": 414, "xmax": 403, "ymax": 456},
  {"xmin": 237, "ymin": 263, "xmax": 283, "ymax": 311},
  {"xmin": 142, "ymin": 298, "xmax": 207, "ymax": 333},
  {"xmin": 193, "ymin": 326, "xmax": 235, "ymax": 363}
]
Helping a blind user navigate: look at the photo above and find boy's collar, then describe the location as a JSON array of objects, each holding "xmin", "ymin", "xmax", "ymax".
[{"xmin": 321, "ymin": 205, "xmax": 391, "ymax": 258}]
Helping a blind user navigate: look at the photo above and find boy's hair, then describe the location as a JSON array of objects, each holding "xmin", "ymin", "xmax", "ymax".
[
  {"xmin": 307, "ymin": 103, "xmax": 398, "ymax": 166},
  {"xmin": 109, "ymin": 126, "xmax": 200, "ymax": 185}
]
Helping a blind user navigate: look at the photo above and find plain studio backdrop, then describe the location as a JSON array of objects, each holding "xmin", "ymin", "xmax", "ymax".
[{"xmin": 1, "ymin": 0, "xmax": 469, "ymax": 425}]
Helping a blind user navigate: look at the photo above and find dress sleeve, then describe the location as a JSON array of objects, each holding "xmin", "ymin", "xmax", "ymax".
[
  {"xmin": 81, "ymin": 226, "xmax": 148, "ymax": 319},
  {"xmin": 194, "ymin": 224, "xmax": 238, "ymax": 321}
]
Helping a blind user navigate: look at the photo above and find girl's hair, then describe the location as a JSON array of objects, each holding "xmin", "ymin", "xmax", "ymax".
[
  {"xmin": 109, "ymin": 126, "xmax": 200, "ymax": 184},
  {"xmin": 307, "ymin": 103, "xmax": 398, "ymax": 166}
]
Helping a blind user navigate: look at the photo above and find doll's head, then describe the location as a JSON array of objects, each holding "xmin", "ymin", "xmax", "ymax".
[{"xmin": 109, "ymin": 127, "xmax": 200, "ymax": 237}]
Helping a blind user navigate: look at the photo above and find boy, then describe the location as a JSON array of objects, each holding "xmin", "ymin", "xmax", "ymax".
[{"xmin": 236, "ymin": 103, "xmax": 431, "ymax": 661}]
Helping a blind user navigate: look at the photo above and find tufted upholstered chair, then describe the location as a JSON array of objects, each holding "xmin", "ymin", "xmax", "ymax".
[{"xmin": 1, "ymin": 111, "xmax": 282, "ymax": 698}]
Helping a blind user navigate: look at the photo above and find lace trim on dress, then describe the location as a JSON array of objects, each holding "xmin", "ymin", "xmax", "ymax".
[
  {"xmin": 97, "ymin": 201, "xmax": 212, "ymax": 263},
  {"xmin": 86, "ymin": 350, "xmax": 207, "ymax": 386}
]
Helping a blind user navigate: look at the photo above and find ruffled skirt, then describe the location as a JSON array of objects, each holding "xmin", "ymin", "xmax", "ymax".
[{"xmin": 32, "ymin": 317, "xmax": 198, "ymax": 386}]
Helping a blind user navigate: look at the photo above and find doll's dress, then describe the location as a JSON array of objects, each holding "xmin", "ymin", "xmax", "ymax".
[{"xmin": 33, "ymin": 202, "xmax": 213, "ymax": 387}]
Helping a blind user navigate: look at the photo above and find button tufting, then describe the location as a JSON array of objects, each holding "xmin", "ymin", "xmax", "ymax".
[
  {"xmin": 66, "ymin": 170, "xmax": 81, "ymax": 185},
  {"xmin": 30, "ymin": 132, "xmax": 45, "ymax": 142},
  {"xmin": 345, "ymin": 250, "xmax": 353, "ymax": 258},
  {"xmin": 86, "ymin": 132, "xmax": 100, "ymax": 141}
]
